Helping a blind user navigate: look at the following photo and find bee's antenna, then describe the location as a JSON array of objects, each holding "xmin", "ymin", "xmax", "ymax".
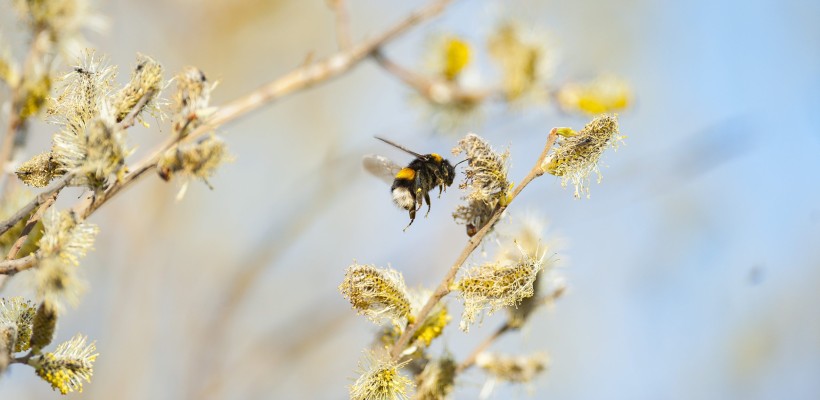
[
  {"xmin": 375, "ymin": 136, "xmax": 425, "ymax": 158},
  {"xmin": 454, "ymin": 158, "xmax": 471, "ymax": 168}
]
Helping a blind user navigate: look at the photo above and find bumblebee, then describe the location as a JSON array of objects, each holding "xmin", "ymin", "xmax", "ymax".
[{"xmin": 363, "ymin": 137, "xmax": 458, "ymax": 230}]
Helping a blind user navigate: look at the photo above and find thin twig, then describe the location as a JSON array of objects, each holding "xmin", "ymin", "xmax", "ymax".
[
  {"xmin": 389, "ymin": 128, "xmax": 559, "ymax": 360},
  {"xmin": 457, "ymin": 322, "xmax": 511, "ymax": 373},
  {"xmin": 372, "ymin": 50, "xmax": 492, "ymax": 105},
  {"xmin": 6, "ymin": 190, "xmax": 58, "ymax": 260},
  {"xmin": 328, "ymin": 0, "xmax": 353, "ymax": 49},
  {"xmin": 0, "ymin": 253, "xmax": 37, "ymax": 275},
  {"xmin": 72, "ymin": 0, "xmax": 454, "ymax": 221}
]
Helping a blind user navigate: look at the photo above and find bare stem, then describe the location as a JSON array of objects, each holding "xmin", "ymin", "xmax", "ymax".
[
  {"xmin": 0, "ymin": 253, "xmax": 37, "ymax": 275},
  {"xmin": 328, "ymin": 0, "xmax": 353, "ymax": 49},
  {"xmin": 457, "ymin": 322, "xmax": 511, "ymax": 373},
  {"xmin": 371, "ymin": 50, "xmax": 491, "ymax": 105},
  {"xmin": 389, "ymin": 128, "xmax": 559, "ymax": 360}
]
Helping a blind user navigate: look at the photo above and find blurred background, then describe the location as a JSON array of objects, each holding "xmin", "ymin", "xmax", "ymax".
[{"xmin": 1, "ymin": 0, "xmax": 819, "ymax": 398}]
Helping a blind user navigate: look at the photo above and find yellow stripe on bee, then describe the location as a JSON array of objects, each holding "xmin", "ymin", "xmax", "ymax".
[
  {"xmin": 430, "ymin": 153, "xmax": 443, "ymax": 163},
  {"xmin": 395, "ymin": 167, "xmax": 416, "ymax": 180}
]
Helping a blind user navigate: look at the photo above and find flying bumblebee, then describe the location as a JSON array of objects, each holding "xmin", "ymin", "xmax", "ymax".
[{"xmin": 363, "ymin": 137, "xmax": 459, "ymax": 230}]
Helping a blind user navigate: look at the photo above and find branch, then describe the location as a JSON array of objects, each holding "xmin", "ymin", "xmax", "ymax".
[
  {"xmin": 372, "ymin": 50, "xmax": 492, "ymax": 105},
  {"xmin": 328, "ymin": 0, "xmax": 353, "ymax": 49},
  {"xmin": 457, "ymin": 322, "xmax": 511, "ymax": 373},
  {"xmin": 389, "ymin": 128, "xmax": 559, "ymax": 360},
  {"xmin": 0, "ymin": 253, "xmax": 37, "ymax": 275},
  {"xmin": 72, "ymin": 0, "xmax": 455, "ymax": 221}
]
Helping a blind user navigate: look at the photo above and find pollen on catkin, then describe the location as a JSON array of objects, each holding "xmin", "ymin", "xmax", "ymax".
[
  {"xmin": 16, "ymin": 151, "xmax": 60, "ymax": 188},
  {"xmin": 441, "ymin": 37, "xmax": 470, "ymax": 82},
  {"xmin": 556, "ymin": 74, "xmax": 632, "ymax": 115},
  {"xmin": 32, "ymin": 334, "xmax": 97, "ymax": 394},
  {"xmin": 454, "ymin": 248, "xmax": 544, "ymax": 332},
  {"xmin": 0, "ymin": 297, "xmax": 36, "ymax": 353},
  {"xmin": 350, "ymin": 352, "xmax": 414, "ymax": 400},
  {"xmin": 414, "ymin": 355, "xmax": 456, "ymax": 400},
  {"xmin": 424, "ymin": 34, "xmax": 472, "ymax": 83},
  {"xmin": 451, "ymin": 133, "xmax": 510, "ymax": 235},
  {"xmin": 543, "ymin": 114, "xmax": 624, "ymax": 198},
  {"xmin": 112, "ymin": 53, "xmax": 163, "ymax": 123},
  {"xmin": 487, "ymin": 22, "xmax": 554, "ymax": 102},
  {"xmin": 475, "ymin": 352, "xmax": 548, "ymax": 383},
  {"xmin": 407, "ymin": 289, "xmax": 450, "ymax": 348},
  {"xmin": 378, "ymin": 288, "xmax": 449, "ymax": 353},
  {"xmin": 340, "ymin": 264, "xmax": 413, "ymax": 325}
]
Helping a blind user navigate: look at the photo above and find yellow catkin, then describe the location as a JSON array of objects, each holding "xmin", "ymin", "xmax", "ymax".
[
  {"xmin": 544, "ymin": 114, "xmax": 623, "ymax": 198},
  {"xmin": 350, "ymin": 354, "xmax": 413, "ymax": 400},
  {"xmin": 339, "ymin": 264, "xmax": 412, "ymax": 324},
  {"xmin": 442, "ymin": 38, "xmax": 470, "ymax": 81},
  {"xmin": 33, "ymin": 334, "xmax": 97, "ymax": 394},
  {"xmin": 16, "ymin": 152, "xmax": 59, "ymax": 188},
  {"xmin": 113, "ymin": 53, "xmax": 163, "ymax": 122},
  {"xmin": 557, "ymin": 75, "xmax": 632, "ymax": 115}
]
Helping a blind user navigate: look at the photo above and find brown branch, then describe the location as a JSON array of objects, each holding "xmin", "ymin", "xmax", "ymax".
[
  {"xmin": 389, "ymin": 128, "xmax": 559, "ymax": 360},
  {"xmin": 457, "ymin": 322, "xmax": 511, "ymax": 373},
  {"xmin": 0, "ymin": 253, "xmax": 37, "ymax": 275},
  {"xmin": 328, "ymin": 0, "xmax": 353, "ymax": 49},
  {"xmin": 71, "ymin": 0, "xmax": 454, "ymax": 221},
  {"xmin": 371, "ymin": 50, "xmax": 492, "ymax": 105}
]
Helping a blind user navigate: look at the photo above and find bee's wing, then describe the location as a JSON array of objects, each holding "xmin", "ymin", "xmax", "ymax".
[{"xmin": 363, "ymin": 154, "xmax": 403, "ymax": 185}]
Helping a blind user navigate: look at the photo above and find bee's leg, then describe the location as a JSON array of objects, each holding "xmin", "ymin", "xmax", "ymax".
[
  {"xmin": 437, "ymin": 184, "xmax": 444, "ymax": 198},
  {"xmin": 414, "ymin": 187, "xmax": 424, "ymax": 212},
  {"xmin": 424, "ymin": 192, "xmax": 432, "ymax": 217},
  {"xmin": 403, "ymin": 208, "xmax": 416, "ymax": 231}
]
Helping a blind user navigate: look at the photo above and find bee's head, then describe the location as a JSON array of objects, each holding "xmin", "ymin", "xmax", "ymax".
[{"xmin": 441, "ymin": 159, "xmax": 456, "ymax": 186}]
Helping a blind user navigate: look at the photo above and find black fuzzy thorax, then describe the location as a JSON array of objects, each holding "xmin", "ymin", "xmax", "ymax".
[{"xmin": 391, "ymin": 156, "xmax": 454, "ymax": 194}]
